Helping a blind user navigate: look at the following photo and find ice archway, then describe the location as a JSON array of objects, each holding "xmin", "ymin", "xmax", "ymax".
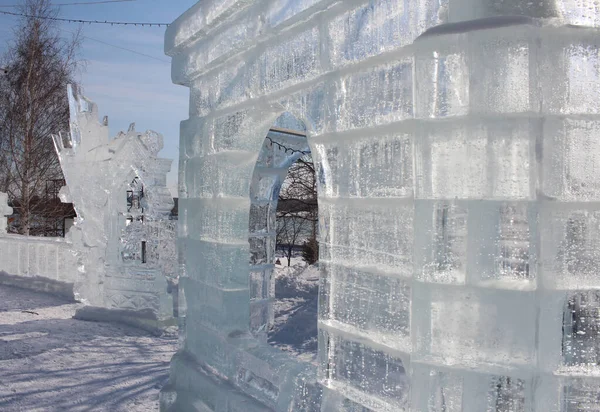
[{"xmin": 248, "ymin": 114, "xmax": 313, "ymax": 341}]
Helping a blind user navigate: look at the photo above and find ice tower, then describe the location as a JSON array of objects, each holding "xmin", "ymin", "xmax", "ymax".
[
  {"xmin": 162, "ymin": 0, "xmax": 600, "ymax": 411},
  {"xmin": 412, "ymin": 3, "xmax": 600, "ymax": 411}
]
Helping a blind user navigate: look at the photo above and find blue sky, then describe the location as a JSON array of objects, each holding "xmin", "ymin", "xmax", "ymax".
[{"xmin": 0, "ymin": 0, "xmax": 198, "ymax": 195}]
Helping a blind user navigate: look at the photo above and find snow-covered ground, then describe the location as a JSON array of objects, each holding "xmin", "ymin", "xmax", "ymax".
[
  {"xmin": 0, "ymin": 254, "xmax": 319, "ymax": 411},
  {"xmin": 0, "ymin": 285, "xmax": 176, "ymax": 412},
  {"xmin": 269, "ymin": 255, "xmax": 320, "ymax": 364}
]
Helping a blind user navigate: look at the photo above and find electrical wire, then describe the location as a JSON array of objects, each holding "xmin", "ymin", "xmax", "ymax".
[
  {"xmin": 0, "ymin": 9, "xmax": 169, "ymax": 27},
  {"xmin": 0, "ymin": 1, "xmax": 136, "ymax": 7},
  {"xmin": 60, "ymin": 27, "xmax": 170, "ymax": 63},
  {"xmin": 82, "ymin": 34, "xmax": 170, "ymax": 63}
]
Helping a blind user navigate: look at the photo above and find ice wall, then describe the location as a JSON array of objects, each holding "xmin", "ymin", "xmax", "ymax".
[
  {"xmin": 0, "ymin": 193, "xmax": 11, "ymax": 234},
  {"xmin": 0, "ymin": 192, "xmax": 77, "ymax": 298},
  {"xmin": 162, "ymin": 0, "xmax": 600, "ymax": 411},
  {"xmin": 53, "ymin": 86, "xmax": 176, "ymax": 325}
]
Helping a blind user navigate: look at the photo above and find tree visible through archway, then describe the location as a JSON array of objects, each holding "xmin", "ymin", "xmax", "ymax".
[
  {"xmin": 270, "ymin": 153, "xmax": 319, "ymax": 363},
  {"xmin": 247, "ymin": 113, "xmax": 319, "ymax": 363},
  {"xmin": 276, "ymin": 154, "xmax": 318, "ymax": 267}
]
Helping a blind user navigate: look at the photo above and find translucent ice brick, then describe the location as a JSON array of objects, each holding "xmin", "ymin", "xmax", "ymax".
[
  {"xmin": 412, "ymin": 283, "xmax": 537, "ymax": 370},
  {"xmin": 540, "ymin": 205, "xmax": 600, "ymax": 290},
  {"xmin": 347, "ymin": 133, "xmax": 413, "ymax": 198},
  {"xmin": 320, "ymin": 199, "xmax": 413, "ymax": 275},
  {"xmin": 260, "ymin": 28, "xmax": 321, "ymax": 93},
  {"xmin": 329, "ymin": 0, "xmax": 413, "ymax": 67},
  {"xmin": 322, "ymin": 264, "xmax": 411, "ymax": 352},
  {"xmin": 468, "ymin": 201, "xmax": 537, "ymax": 288},
  {"xmin": 337, "ymin": 60, "xmax": 413, "ymax": 132},
  {"xmin": 320, "ymin": 330, "xmax": 409, "ymax": 411},
  {"xmin": 414, "ymin": 200, "xmax": 468, "ymax": 284},
  {"xmin": 542, "ymin": 118, "xmax": 600, "ymax": 202},
  {"xmin": 469, "ymin": 28, "xmax": 535, "ymax": 114},
  {"xmin": 415, "ymin": 35, "xmax": 469, "ymax": 119}
]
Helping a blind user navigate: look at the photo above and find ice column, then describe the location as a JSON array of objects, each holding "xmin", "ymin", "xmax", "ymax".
[{"xmin": 411, "ymin": 4, "xmax": 600, "ymax": 411}]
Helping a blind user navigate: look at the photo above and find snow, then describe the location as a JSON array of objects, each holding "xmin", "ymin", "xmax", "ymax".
[
  {"xmin": 269, "ymin": 258, "xmax": 319, "ymax": 364},
  {"xmin": 0, "ymin": 285, "xmax": 176, "ymax": 411}
]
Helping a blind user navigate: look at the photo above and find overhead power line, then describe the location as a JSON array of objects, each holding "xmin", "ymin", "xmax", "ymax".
[
  {"xmin": 0, "ymin": 0, "xmax": 135, "ymax": 6},
  {"xmin": 83, "ymin": 34, "xmax": 170, "ymax": 63},
  {"xmin": 0, "ymin": 9, "xmax": 169, "ymax": 27},
  {"xmin": 57, "ymin": 0, "xmax": 135, "ymax": 4},
  {"xmin": 59, "ymin": 26, "xmax": 170, "ymax": 63}
]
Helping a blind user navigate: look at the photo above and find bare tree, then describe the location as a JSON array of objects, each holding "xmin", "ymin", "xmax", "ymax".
[
  {"xmin": 0, "ymin": 0, "xmax": 82, "ymax": 235},
  {"xmin": 276, "ymin": 154, "xmax": 318, "ymax": 266},
  {"xmin": 276, "ymin": 212, "xmax": 310, "ymax": 267}
]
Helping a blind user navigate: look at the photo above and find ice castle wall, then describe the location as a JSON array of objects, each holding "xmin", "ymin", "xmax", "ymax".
[{"xmin": 162, "ymin": 1, "xmax": 600, "ymax": 411}]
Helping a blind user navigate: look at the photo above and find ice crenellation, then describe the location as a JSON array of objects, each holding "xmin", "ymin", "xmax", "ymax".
[
  {"xmin": 52, "ymin": 85, "xmax": 176, "ymax": 327},
  {"xmin": 159, "ymin": 0, "xmax": 600, "ymax": 411}
]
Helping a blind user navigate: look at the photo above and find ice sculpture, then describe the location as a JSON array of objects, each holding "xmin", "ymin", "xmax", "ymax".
[
  {"xmin": 0, "ymin": 193, "xmax": 12, "ymax": 234},
  {"xmin": 162, "ymin": 1, "xmax": 600, "ymax": 411},
  {"xmin": 53, "ymin": 85, "xmax": 176, "ymax": 330}
]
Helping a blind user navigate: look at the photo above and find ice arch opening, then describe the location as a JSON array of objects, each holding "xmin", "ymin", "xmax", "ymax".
[{"xmin": 248, "ymin": 114, "xmax": 319, "ymax": 362}]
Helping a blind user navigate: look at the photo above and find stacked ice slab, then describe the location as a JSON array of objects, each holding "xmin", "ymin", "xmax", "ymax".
[{"xmin": 162, "ymin": 0, "xmax": 600, "ymax": 411}]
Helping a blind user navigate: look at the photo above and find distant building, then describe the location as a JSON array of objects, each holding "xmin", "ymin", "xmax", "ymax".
[{"xmin": 7, "ymin": 179, "xmax": 76, "ymax": 237}]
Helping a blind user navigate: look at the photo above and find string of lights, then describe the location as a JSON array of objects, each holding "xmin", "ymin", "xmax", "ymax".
[
  {"xmin": 0, "ymin": 9, "xmax": 169, "ymax": 27},
  {"xmin": 266, "ymin": 136, "xmax": 310, "ymax": 155}
]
